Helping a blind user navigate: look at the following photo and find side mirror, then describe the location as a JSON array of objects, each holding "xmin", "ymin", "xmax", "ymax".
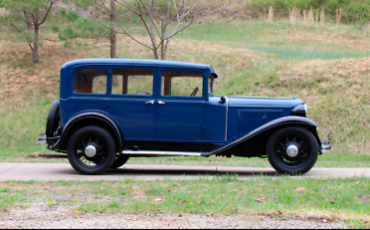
[{"xmin": 220, "ymin": 96, "xmax": 226, "ymax": 103}]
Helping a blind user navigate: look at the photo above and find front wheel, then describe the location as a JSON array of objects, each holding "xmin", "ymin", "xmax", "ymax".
[
  {"xmin": 267, "ymin": 126, "xmax": 318, "ymax": 175},
  {"xmin": 67, "ymin": 126, "xmax": 116, "ymax": 175}
]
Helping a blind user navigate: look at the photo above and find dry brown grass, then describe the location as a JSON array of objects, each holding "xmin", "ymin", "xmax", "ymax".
[
  {"xmin": 289, "ymin": 7, "xmax": 299, "ymax": 27},
  {"xmin": 320, "ymin": 8, "xmax": 325, "ymax": 27},
  {"xmin": 267, "ymin": 6, "xmax": 273, "ymax": 24},
  {"xmin": 0, "ymin": 38, "xmax": 96, "ymax": 100},
  {"xmin": 285, "ymin": 32, "xmax": 370, "ymax": 50}
]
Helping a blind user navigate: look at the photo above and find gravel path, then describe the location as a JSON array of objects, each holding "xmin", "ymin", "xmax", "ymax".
[{"xmin": 0, "ymin": 204, "xmax": 348, "ymax": 229}]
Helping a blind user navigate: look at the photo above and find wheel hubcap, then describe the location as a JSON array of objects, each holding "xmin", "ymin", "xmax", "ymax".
[
  {"xmin": 85, "ymin": 145, "xmax": 97, "ymax": 157},
  {"xmin": 286, "ymin": 145, "xmax": 299, "ymax": 157}
]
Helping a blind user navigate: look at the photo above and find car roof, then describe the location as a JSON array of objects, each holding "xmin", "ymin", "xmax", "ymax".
[{"xmin": 62, "ymin": 59, "xmax": 212, "ymax": 70}]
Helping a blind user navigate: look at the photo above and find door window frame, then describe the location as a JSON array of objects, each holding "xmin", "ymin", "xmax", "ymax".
[
  {"xmin": 109, "ymin": 66, "xmax": 158, "ymax": 99},
  {"xmin": 157, "ymin": 68, "xmax": 208, "ymax": 101}
]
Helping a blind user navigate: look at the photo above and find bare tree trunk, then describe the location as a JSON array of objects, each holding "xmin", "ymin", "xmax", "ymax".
[
  {"xmin": 152, "ymin": 48, "xmax": 159, "ymax": 59},
  {"xmin": 160, "ymin": 36, "xmax": 166, "ymax": 60},
  {"xmin": 161, "ymin": 39, "xmax": 170, "ymax": 60},
  {"xmin": 160, "ymin": 0, "xmax": 171, "ymax": 60},
  {"xmin": 110, "ymin": 0, "xmax": 116, "ymax": 59},
  {"xmin": 149, "ymin": 0, "xmax": 158, "ymax": 59},
  {"xmin": 110, "ymin": 0, "xmax": 118, "ymax": 85},
  {"xmin": 33, "ymin": 25, "xmax": 39, "ymax": 63}
]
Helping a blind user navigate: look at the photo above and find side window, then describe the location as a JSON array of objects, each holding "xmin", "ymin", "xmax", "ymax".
[
  {"xmin": 112, "ymin": 69, "xmax": 153, "ymax": 95},
  {"xmin": 74, "ymin": 68, "xmax": 107, "ymax": 94},
  {"xmin": 161, "ymin": 71, "xmax": 203, "ymax": 97}
]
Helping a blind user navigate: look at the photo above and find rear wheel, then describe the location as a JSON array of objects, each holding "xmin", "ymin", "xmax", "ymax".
[
  {"xmin": 67, "ymin": 126, "xmax": 116, "ymax": 175},
  {"xmin": 110, "ymin": 156, "xmax": 130, "ymax": 169},
  {"xmin": 267, "ymin": 126, "xmax": 318, "ymax": 175}
]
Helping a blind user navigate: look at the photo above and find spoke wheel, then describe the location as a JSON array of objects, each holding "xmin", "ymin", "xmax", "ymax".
[
  {"xmin": 67, "ymin": 126, "xmax": 116, "ymax": 175},
  {"xmin": 267, "ymin": 126, "xmax": 318, "ymax": 175},
  {"xmin": 110, "ymin": 156, "xmax": 130, "ymax": 169}
]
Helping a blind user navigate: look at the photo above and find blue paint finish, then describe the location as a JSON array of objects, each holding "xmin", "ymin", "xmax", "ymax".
[
  {"xmin": 58, "ymin": 59, "xmax": 309, "ymax": 147},
  {"xmin": 59, "ymin": 97, "xmax": 109, "ymax": 127},
  {"xmin": 236, "ymin": 109, "xmax": 283, "ymax": 135},
  {"xmin": 156, "ymin": 68, "xmax": 208, "ymax": 141},
  {"xmin": 226, "ymin": 97, "xmax": 303, "ymax": 142},
  {"xmin": 108, "ymin": 96, "xmax": 157, "ymax": 140},
  {"xmin": 61, "ymin": 59, "xmax": 212, "ymax": 72},
  {"xmin": 156, "ymin": 100, "xmax": 205, "ymax": 140},
  {"xmin": 205, "ymin": 96, "xmax": 227, "ymax": 142},
  {"xmin": 108, "ymin": 66, "xmax": 158, "ymax": 140},
  {"xmin": 228, "ymin": 97, "xmax": 304, "ymax": 108}
]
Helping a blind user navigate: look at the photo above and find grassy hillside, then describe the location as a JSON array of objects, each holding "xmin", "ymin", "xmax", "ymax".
[{"xmin": 1, "ymin": 19, "xmax": 370, "ymax": 167}]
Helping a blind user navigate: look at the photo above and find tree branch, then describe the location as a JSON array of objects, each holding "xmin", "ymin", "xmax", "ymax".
[
  {"xmin": 9, "ymin": 23, "xmax": 34, "ymax": 50},
  {"xmin": 115, "ymin": 0, "xmax": 141, "ymax": 15},
  {"xmin": 38, "ymin": 0, "xmax": 57, "ymax": 26}
]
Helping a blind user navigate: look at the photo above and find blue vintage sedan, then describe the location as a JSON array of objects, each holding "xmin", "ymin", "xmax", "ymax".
[{"xmin": 37, "ymin": 59, "xmax": 331, "ymax": 175}]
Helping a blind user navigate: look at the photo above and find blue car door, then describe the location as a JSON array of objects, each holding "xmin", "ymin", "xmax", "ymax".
[
  {"xmin": 108, "ymin": 67, "xmax": 157, "ymax": 141},
  {"xmin": 155, "ymin": 68, "xmax": 206, "ymax": 141}
]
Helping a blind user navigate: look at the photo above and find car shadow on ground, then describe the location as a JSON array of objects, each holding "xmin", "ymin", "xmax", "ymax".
[
  {"xmin": 51, "ymin": 167, "xmax": 281, "ymax": 179},
  {"xmin": 105, "ymin": 168, "xmax": 280, "ymax": 177}
]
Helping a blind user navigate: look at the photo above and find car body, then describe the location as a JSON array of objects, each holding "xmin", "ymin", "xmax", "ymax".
[{"xmin": 37, "ymin": 59, "xmax": 331, "ymax": 175}]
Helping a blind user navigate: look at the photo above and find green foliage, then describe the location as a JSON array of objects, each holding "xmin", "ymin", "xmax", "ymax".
[
  {"xmin": 57, "ymin": 6, "xmax": 107, "ymax": 42},
  {"xmin": 51, "ymin": 25, "xmax": 60, "ymax": 33},
  {"xmin": 0, "ymin": 0, "xmax": 55, "ymax": 23},
  {"xmin": 76, "ymin": 17, "xmax": 101, "ymax": 34},
  {"xmin": 65, "ymin": 11, "xmax": 79, "ymax": 21}
]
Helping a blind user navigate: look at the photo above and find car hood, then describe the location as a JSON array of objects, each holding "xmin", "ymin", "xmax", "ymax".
[{"xmin": 227, "ymin": 96, "xmax": 304, "ymax": 109}]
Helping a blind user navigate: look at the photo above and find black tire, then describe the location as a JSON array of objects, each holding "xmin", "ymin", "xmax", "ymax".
[
  {"xmin": 110, "ymin": 156, "xmax": 130, "ymax": 169},
  {"xmin": 46, "ymin": 100, "xmax": 62, "ymax": 147},
  {"xmin": 67, "ymin": 126, "xmax": 116, "ymax": 175},
  {"xmin": 267, "ymin": 126, "xmax": 318, "ymax": 175}
]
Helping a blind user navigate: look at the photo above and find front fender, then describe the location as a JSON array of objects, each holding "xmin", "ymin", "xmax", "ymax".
[{"xmin": 202, "ymin": 116, "xmax": 321, "ymax": 156}]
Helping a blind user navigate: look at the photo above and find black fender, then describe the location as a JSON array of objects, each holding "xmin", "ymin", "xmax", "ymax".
[
  {"xmin": 202, "ymin": 116, "xmax": 321, "ymax": 156},
  {"xmin": 52, "ymin": 112, "xmax": 123, "ymax": 153}
]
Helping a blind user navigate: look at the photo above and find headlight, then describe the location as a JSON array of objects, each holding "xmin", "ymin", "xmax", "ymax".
[{"xmin": 291, "ymin": 104, "xmax": 307, "ymax": 117}]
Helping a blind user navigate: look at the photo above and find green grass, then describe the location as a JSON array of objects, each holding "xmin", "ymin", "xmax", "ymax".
[{"xmin": 2, "ymin": 177, "xmax": 370, "ymax": 227}]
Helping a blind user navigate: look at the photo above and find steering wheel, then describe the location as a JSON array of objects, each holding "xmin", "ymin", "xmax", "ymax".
[{"xmin": 190, "ymin": 87, "xmax": 199, "ymax": 97}]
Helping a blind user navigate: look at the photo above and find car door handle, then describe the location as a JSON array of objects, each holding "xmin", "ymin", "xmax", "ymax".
[
  {"xmin": 158, "ymin": 100, "xmax": 165, "ymax": 105},
  {"xmin": 145, "ymin": 100, "xmax": 154, "ymax": 105}
]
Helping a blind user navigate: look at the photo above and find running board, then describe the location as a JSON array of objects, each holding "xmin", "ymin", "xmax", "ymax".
[{"xmin": 122, "ymin": 150, "xmax": 202, "ymax": 157}]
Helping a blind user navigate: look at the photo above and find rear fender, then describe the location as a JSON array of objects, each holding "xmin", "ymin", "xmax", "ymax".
[
  {"xmin": 52, "ymin": 112, "xmax": 123, "ymax": 153},
  {"xmin": 203, "ymin": 116, "xmax": 321, "ymax": 156}
]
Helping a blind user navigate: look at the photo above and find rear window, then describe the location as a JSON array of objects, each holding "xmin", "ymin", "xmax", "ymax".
[{"xmin": 74, "ymin": 68, "xmax": 107, "ymax": 94}]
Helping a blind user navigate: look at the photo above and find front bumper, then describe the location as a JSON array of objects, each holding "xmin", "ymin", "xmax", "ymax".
[
  {"xmin": 36, "ymin": 134, "xmax": 47, "ymax": 144},
  {"xmin": 321, "ymin": 141, "xmax": 332, "ymax": 153}
]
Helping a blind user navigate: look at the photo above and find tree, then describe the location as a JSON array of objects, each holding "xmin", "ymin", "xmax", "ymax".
[
  {"xmin": 74, "ymin": 0, "xmax": 230, "ymax": 60},
  {"xmin": 59, "ymin": 0, "xmax": 124, "ymax": 59},
  {"xmin": 0, "ymin": 0, "xmax": 57, "ymax": 63}
]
